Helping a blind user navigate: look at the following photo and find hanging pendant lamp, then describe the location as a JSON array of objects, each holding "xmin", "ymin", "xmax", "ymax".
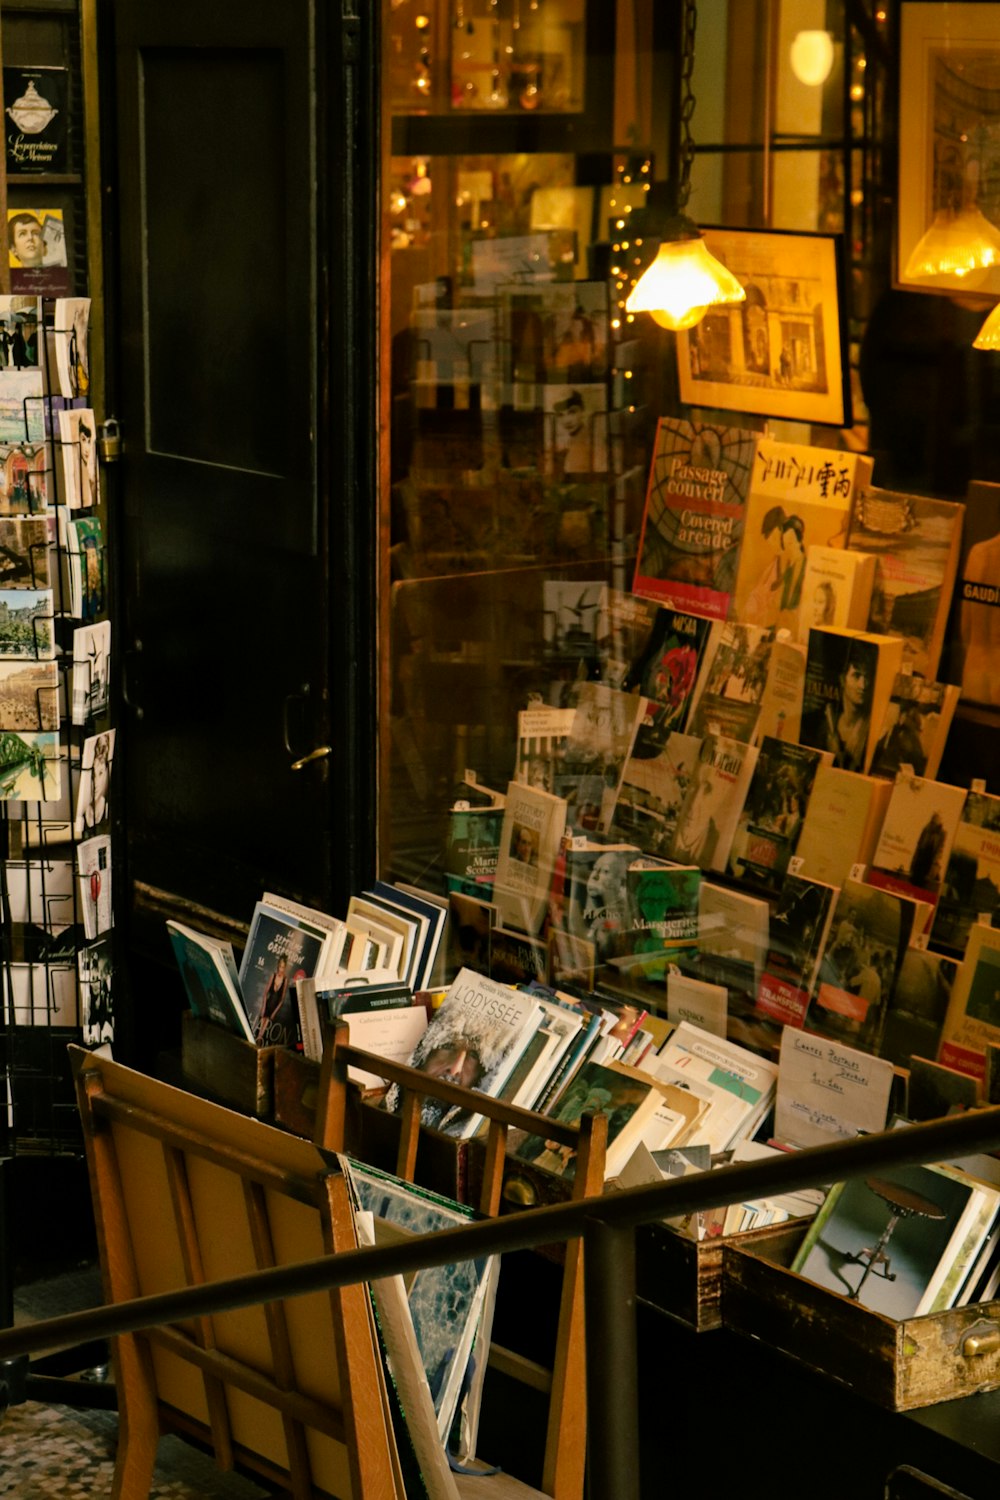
[
  {"xmin": 973, "ymin": 301, "xmax": 1000, "ymax": 351},
  {"xmin": 625, "ymin": 0, "xmax": 745, "ymax": 332},
  {"xmin": 904, "ymin": 205, "xmax": 1000, "ymax": 287}
]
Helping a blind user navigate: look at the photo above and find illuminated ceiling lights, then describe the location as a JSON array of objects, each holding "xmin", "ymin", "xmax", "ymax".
[
  {"xmin": 905, "ymin": 118, "xmax": 1000, "ymax": 288},
  {"xmin": 904, "ymin": 204, "xmax": 1000, "ymax": 285},
  {"xmin": 625, "ymin": 0, "xmax": 745, "ymax": 332},
  {"xmin": 973, "ymin": 302, "xmax": 1000, "ymax": 350},
  {"xmin": 789, "ymin": 30, "xmax": 834, "ymax": 87}
]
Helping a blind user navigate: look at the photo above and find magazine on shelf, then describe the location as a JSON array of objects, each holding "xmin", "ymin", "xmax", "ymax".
[
  {"xmin": 868, "ymin": 673, "xmax": 960, "ymax": 782},
  {"xmin": 932, "ymin": 788, "xmax": 1000, "ymax": 955},
  {"xmin": 685, "ymin": 619, "xmax": 776, "ymax": 744},
  {"xmin": 866, "ymin": 773, "xmax": 967, "ymax": 908},
  {"xmin": 805, "ymin": 876, "xmax": 919, "ymax": 1055},
  {"xmin": 791, "ymin": 762, "xmax": 892, "ymax": 890},
  {"xmin": 732, "ymin": 439, "xmax": 868, "ymax": 636},
  {"xmin": 167, "ymin": 919, "xmax": 253, "ymax": 1043},
  {"xmin": 669, "ymin": 731, "xmax": 759, "ymax": 873},
  {"xmin": 846, "ymin": 487, "xmax": 964, "ymax": 682},
  {"xmin": 239, "ymin": 902, "xmax": 330, "ymax": 1048},
  {"xmin": 384, "ymin": 968, "xmax": 545, "ymax": 1139},
  {"xmin": 633, "ymin": 417, "xmax": 759, "ymax": 621}
]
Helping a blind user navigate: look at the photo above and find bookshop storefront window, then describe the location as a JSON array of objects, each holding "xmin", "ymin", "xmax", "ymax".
[{"xmin": 379, "ymin": 0, "xmax": 1000, "ymax": 1011}]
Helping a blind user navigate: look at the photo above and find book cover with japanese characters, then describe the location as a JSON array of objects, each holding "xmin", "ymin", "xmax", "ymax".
[{"xmin": 732, "ymin": 439, "xmax": 870, "ymax": 634}]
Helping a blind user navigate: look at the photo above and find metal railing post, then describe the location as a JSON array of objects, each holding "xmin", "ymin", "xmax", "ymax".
[{"xmin": 584, "ymin": 1216, "xmax": 640, "ymax": 1500}]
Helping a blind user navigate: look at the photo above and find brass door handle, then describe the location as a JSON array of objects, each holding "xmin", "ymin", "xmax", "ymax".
[{"xmin": 290, "ymin": 745, "xmax": 332, "ymax": 771}]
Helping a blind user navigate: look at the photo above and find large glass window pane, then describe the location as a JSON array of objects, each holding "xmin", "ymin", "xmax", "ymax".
[{"xmin": 378, "ymin": 0, "xmax": 877, "ymax": 993}]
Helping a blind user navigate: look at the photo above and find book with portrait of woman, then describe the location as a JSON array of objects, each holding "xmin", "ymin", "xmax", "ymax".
[
  {"xmin": 799, "ymin": 625, "xmax": 903, "ymax": 775},
  {"xmin": 797, "ymin": 544, "xmax": 877, "ymax": 640},
  {"xmin": 731, "ymin": 440, "xmax": 870, "ymax": 635},
  {"xmin": 239, "ymin": 903, "xmax": 327, "ymax": 1049},
  {"xmin": 555, "ymin": 838, "xmax": 640, "ymax": 969}
]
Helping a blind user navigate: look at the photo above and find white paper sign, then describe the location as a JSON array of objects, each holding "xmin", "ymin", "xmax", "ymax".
[{"xmin": 775, "ymin": 1028, "xmax": 895, "ymax": 1148}]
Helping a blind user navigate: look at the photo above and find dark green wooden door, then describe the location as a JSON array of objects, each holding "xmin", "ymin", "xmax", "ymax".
[{"xmin": 108, "ymin": 0, "xmax": 378, "ymax": 947}]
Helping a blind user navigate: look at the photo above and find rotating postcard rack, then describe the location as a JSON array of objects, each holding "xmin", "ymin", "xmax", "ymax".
[{"xmin": 0, "ymin": 294, "xmax": 111, "ymax": 1156}]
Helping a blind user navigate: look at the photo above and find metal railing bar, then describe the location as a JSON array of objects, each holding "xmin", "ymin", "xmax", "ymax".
[{"xmin": 3, "ymin": 1106, "xmax": 1000, "ymax": 1364}]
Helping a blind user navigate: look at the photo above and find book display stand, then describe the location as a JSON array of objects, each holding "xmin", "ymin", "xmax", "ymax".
[
  {"xmin": 72, "ymin": 1034, "xmax": 606, "ymax": 1499},
  {"xmin": 313, "ymin": 1018, "xmax": 605, "ymax": 1500},
  {"xmin": 0, "ymin": 311, "xmax": 110, "ymax": 1159}
]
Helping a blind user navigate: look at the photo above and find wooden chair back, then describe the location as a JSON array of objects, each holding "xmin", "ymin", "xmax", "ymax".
[
  {"xmin": 314, "ymin": 1020, "xmax": 608, "ymax": 1500},
  {"xmin": 70, "ymin": 1044, "xmax": 404, "ymax": 1500}
]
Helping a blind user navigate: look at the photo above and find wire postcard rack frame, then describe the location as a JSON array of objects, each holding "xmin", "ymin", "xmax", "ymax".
[{"xmin": 0, "ymin": 296, "xmax": 110, "ymax": 1158}]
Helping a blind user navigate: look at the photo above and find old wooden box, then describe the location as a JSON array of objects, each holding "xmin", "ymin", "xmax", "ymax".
[
  {"xmin": 635, "ymin": 1218, "xmax": 808, "ymax": 1332},
  {"xmin": 723, "ymin": 1228, "xmax": 1000, "ymax": 1410},
  {"xmin": 271, "ymin": 1047, "xmax": 468, "ymax": 1202},
  {"xmin": 180, "ymin": 1012, "xmax": 274, "ymax": 1119}
]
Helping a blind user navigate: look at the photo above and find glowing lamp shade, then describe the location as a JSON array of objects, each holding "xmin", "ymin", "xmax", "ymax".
[
  {"xmin": 790, "ymin": 30, "xmax": 834, "ymax": 87},
  {"xmin": 626, "ymin": 235, "xmax": 746, "ymax": 332},
  {"xmin": 903, "ymin": 206, "xmax": 1000, "ymax": 287},
  {"xmin": 973, "ymin": 302, "xmax": 1000, "ymax": 351}
]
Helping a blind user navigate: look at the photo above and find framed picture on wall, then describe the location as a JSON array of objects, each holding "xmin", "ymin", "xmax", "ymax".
[
  {"xmin": 897, "ymin": 2, "xmax": 1000, "ymax": 298},
  {"xmin": 675, "ymin": 227, "xmax": 850, "ymax": 428}
]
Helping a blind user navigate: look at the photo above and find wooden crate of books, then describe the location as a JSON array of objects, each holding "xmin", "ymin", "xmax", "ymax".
[
  {"xmin": 272, "ymin": 1046, "xmax": 468, "ymax": 1201},
  {"xmin": 272, "ymin": 1047, "xmax": 322, "ymax": 1137},
  {"xmin": 635, "ymin": 1220, "xmax": 807, "ymax": 1333},
  {"xmin": 180, "ymin": 1012, "xmax": 274, "ymax": 1119},
  {"xmin": 723, "ymin": 1229, "xmax": 1000, "ymax": 1411}
]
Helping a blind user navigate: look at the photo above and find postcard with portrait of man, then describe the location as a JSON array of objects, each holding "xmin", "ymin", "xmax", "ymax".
[{"xmin": 7, "ymin": 207, "xmax": 69, "ymax": 295}]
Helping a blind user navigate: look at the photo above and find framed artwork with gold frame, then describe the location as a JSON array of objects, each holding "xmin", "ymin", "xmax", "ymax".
[
  {"xmin": 897, "ymin": 1, "xmax": 1000, "ymax": 299},
  {"xmin": 675, "ymin": 226, "xmax": 849, "ymax": 428}
]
